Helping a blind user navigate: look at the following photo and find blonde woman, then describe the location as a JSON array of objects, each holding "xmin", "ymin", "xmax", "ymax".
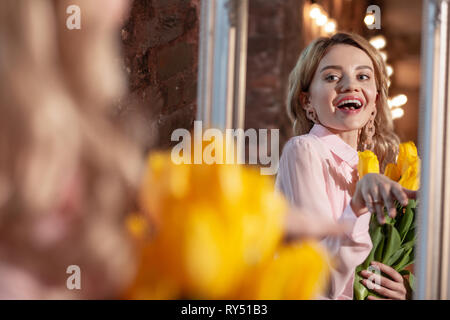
[
  {"xmin": 0, "ymin": 0, "xmax": 143, "ymax": 299},
  {"xmin": 276, "ymin": 33, "xmax": 417, "ymax": 300}
]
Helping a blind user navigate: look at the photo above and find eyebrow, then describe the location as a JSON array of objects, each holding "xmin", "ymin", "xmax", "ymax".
[{"xmin": 319, "ymin": 65, "xmax": 374, "ymax": 72}]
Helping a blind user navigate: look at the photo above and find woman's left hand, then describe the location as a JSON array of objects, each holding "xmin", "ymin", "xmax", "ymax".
[{"xmin": 359, "ymin": 261, "xmax": 408, "ymax": 300}]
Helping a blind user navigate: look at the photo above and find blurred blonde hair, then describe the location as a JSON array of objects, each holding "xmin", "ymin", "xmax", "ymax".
[
  {"xmin": 0, "ymin": 0, "xmax": 142, "ymax": 298},
  {"xmin": 287, "ymin": 32, "xmax": 399, "ymax": 170}
]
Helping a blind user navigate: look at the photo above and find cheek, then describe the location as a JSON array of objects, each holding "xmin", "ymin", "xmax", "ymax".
[{"xmin": 309, "ymin": 84, "xmax": 334, "ymax": 109}]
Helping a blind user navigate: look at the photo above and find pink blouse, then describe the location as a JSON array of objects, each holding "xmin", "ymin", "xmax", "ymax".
[{"xmin": 275, "ymin": 124, "xmax": 373, "ymax": 300}]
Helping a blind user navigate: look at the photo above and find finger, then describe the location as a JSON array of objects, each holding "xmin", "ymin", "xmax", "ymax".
[
  {"xmin": 362, "ymin": 279, "xmax": 400, "ymax": 299},
  {"xmin": 369, "ymin": 188, "xmax": 385, "ymax": 224},
  {"xmin": 391, "ymin": 185, "xmax": 409, "ymax": 207},
  {"xmin": 367, "ymin": 295, "xmax": 389, "ymax": 300},
  {"xmin": 374, "ymin": 203, "xmax": 385, "ymax": 224},
  {"xmin": 362, "ymin": 191, "xmax": 374, "ymax": 213},
  {"xmin": 360, "ymin": 269, "xmax": 399, "ymax": 291},
  {"xmin": 379, "ymin": 185, "xmax": 396, "ymax": 218},
  {"xmin": 371, "ymin": 261, "xmax": 404, "ymax": 283},
  {"xmin": 402, "ymin": 188, "xmax": 417, "ymax": 200}
]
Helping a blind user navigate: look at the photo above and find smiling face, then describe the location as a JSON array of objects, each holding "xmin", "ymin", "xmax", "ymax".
[{"xmin": 304, "ymin": 44, "xmax": 378, "ymax": 133}]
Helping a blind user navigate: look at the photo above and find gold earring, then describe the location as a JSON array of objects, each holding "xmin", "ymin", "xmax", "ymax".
[
  {"xmin": 363, "ymin": 111, "xmax": 376, "ymax": 149},
  {"xmin": 305, "ymin": 105, "xmax": 319, "ymax": 124}
]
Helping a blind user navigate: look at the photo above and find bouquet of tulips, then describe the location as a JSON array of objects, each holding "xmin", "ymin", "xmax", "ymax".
[
  {"xmin": 124, "ymin": 139, "xmax": 330, "ymax": 300},
  {"xmin": 354, "ymin": 142, "xmax": 420, "ymax": 300}
]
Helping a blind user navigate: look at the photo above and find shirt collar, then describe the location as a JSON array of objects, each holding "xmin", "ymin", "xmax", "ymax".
[{"xmin": 309, "ymin": 124, "xmax": 359, "ymax": 168}]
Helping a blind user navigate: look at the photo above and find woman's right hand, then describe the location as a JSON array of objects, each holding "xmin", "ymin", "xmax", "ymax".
[{"xmin": 351, "ymin": 173, "xmax": 417, "ymax": 224}]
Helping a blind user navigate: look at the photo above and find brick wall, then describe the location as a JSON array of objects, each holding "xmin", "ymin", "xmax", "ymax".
[{"xmin": 119, "ymin": 0, "xmax": 200, "ymax": 150}]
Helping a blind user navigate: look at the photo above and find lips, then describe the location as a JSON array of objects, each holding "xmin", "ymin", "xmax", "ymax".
[{"xmin": 334, "ymin": 96, "xmax": 365, "ymax": 112}]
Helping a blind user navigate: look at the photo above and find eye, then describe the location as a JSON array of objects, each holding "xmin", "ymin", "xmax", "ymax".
[
  {"xmin": 325, "ymin": 74, "xmax": 340, "ymax": 82},
  {"xmin": 358, "ymin": 74, "xmax": 370, "ymax": 80}
]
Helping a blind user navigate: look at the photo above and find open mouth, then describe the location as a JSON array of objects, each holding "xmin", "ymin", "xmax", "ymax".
[{"xmin": 336, "ymin": 99, "xmax": 363, "ymax": 111}]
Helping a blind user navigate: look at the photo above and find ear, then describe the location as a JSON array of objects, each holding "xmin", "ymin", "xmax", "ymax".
[
  {"xmin": 371, "ymin": 104, "xmax": 378, "ymax": 117},
  {"xmin": 299, "ymin": 92, "xmax": 310, "ymax": 110}
]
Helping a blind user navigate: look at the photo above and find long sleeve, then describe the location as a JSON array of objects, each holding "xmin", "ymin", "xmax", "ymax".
[{"xmin": 275, "ymin": 137, "xmax": 372, "ymax": 299}]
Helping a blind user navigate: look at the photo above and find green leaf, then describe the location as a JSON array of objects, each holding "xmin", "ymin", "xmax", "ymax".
[
  {"xmin": 369, "ymin": 213, "xmax": 379, "ymax": 233},
  {"xmin": 404, "ymin": 225, "xmax": 416, "ymax": 243},
  {"xmin": 408, "ymin": 199, "xmax": 417, "ymax": 209},
  {"xmin": 385, "ymin": 247, "xmax": 405, "ymax": 266},
  {"xmin": 400, "ymin": 269, "xmax": 416, "ymax": 292},
  {"xmin": 381, "ymin": 224, "xmax": 402, "ymax": 264},
  {"xmin": 401, "ymin": 239, "xmax": 415, "ymax": 252},
  {"xmin": 363, "ymin": 226, "xmax": 383, "ymax": 269},
  {"xmin": 375, "ymin": 230, "xmax": 385, "ymax": 262},
  {"xmin": 398, "ymin": 206, "xmax": 414, "ymax": 243},
  {"xmin": 393, "ymin": 247, "xmax": 413, "ymax": 271},
  {"xmin": 354, "ymin": 266, "xmax": 368, "ymax": 300}
]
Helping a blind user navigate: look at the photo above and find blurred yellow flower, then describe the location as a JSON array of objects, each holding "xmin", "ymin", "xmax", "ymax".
[
  {"xmin": 236, "ymin": 242, "xmax": 330, "ymax": 300},
  {"xmin": 130, "ymin": 150, "xmax": 305, "ymax": 299},
  {"xmin": 398, "ymin": 156, "xmax": 420, "ymax": 190},
  {"xmin": 397, "ymin": 141, "xmax": 418, "ymax": 175},
  {"xmin": 358, "ymin": 150, "xmax": 380, "ymax": 179},
  {"xmin": 384, "ymin": 163, "xmax": 401, "ymax": 182}
]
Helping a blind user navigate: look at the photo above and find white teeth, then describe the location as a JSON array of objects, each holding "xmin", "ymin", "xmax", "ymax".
[{"xmin": 337, "ymin": 99, "xmax": 362, "ymax": 107}]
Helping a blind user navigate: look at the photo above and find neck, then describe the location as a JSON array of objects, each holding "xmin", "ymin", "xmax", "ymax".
[{"xmin": 323, "ymin": 126, "xmax": 359, "ymax": 150}]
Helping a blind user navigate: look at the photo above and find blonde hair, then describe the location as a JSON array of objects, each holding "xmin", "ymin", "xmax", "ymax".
[
  {"xmin": 0, "ymin": 0, "xmax": 142, "ymax": 298},
  {"xmin": 287, "ymin": 32, "xmax": 399, "ymax": 170}
]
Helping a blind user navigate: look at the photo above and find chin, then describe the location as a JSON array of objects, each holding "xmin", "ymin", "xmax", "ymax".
[{"xmin": 340, "ymin": 118, "xmax": 367, "ymax": 130}]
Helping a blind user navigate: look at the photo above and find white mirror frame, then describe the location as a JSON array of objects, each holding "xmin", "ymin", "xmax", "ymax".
[
  {"xmin": 196, "ymin": 0, "xmax": 249, "ymax": 130},
  {"xmin": 416, "ymin": 0, "xmax": 450, "ymax": 300}
]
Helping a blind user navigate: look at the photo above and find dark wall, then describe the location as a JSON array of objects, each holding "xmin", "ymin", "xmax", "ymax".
[{"xmin": 119, "ymin": 0, "xmax": 200, "ymax": 150}]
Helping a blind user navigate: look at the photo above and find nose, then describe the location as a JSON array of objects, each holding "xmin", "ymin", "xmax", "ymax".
[{"xmin": 337, "ymin": 75, "xmax": 360, "ymax": 93}]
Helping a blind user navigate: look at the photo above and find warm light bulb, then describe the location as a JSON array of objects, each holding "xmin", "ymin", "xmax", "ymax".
[
  {"xmin": 324, "ymin": 20, "xmax": 336, "ymax": 34},
  {"xmin": 364, "ymin": 13, "xmax": 375, "ymax": 26},
  {"xmin": 379, "ymin": 51, "xmax": 387, "ymax": 62},
  {"xmin": 391, "ymin": 94, "xmax": 407, "ymax": 107},
  {"xmin": 316, "ymin": 14, "xmax": 328, "ymax": 26},
  {"xmin": 370, "ymin": 35, "xmax": 386, "ymax": 49},
  {"xmin": 391, "ymin": 108, "xmax": 404, "ymax": 119},
  {"xmin": 309, "ymin": 4, "xmax": 322, "ymax": 19},
  {"xmin": 386, "ymin": 65, "xmax": 393, "ymax": 77}
]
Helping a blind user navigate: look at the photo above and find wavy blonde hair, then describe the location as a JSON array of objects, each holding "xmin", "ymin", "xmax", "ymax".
[
  {"xmin": 0, "ymin": 0, "xmax": 142, "ymax": 298},
  {"xmin": 287, "ymin": 32, "xmax": 399, "ymax": 171}
]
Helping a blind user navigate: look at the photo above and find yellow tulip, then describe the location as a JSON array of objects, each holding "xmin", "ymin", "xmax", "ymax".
[
  {"xmin": 398, "ymin": 156, "xmax": 420, "ymax": 190},
  {"xmin": 131, "ymin": 148, "xmax": 292, "ymax": 299},
  {"xmin": 236, "ymin": 242, "xmax": 330, "ymax": 300},
  {"xmin": 127, "ymin": 136, "xmax": 333, "ymax": 300},
  {"xmin": 358, "ymin": 150, "xmax": 380, "ymax": 179},
  {"xmin": 397, "ymin": 141, "xmax": 418, "ymax": 175},
  {"xmin": 384, "ymin": 163, "xmax": 401, "ymax": 182}
]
